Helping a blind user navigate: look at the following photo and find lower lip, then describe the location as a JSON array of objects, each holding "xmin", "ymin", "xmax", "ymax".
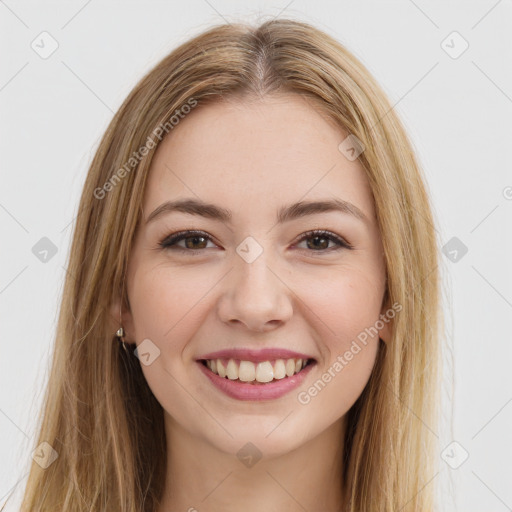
[{"xmin": 196, "ymin": 360, "xmax": 316, "ymax": 401}]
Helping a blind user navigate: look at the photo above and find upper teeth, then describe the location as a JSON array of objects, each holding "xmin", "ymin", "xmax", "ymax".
[{"xmin": 205, "ymin": 358, "xmax": 308, "ymax": 383}]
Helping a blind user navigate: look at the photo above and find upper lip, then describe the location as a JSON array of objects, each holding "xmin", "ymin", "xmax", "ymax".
[{"xmin": 196, "ymin": 348, "xmax": 316, "ymax": 363}]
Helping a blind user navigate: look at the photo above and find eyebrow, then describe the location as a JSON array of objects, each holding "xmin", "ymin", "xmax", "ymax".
[{"xmin": 145, "ymin": 197, "xmax": 370, "ymax": 226}]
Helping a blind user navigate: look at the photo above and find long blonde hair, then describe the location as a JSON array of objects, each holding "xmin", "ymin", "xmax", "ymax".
[{"xmin": 10, "ymin": 18, "xmax": 443, "ymax": 511}]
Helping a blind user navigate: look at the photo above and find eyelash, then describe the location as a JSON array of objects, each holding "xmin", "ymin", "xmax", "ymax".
[{"xmin": 158, "ymin": 229, "xmax": 353, "ymax": 254}]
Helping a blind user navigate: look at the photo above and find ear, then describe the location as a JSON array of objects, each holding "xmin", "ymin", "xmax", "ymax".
[
  {"xmin": 377, "ymin": 296, "xmax": 394, "ymax": 345},
  {"xmin": 110, "ymin": 293, "xmax": 135, "ymax": 343},
  {"xmin": 378, "ymin": 314, "xmax": 392, "ymax": 344}
]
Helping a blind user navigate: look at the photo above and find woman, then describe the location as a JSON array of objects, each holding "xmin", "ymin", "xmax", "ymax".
[{"xmin": 13, "ymin": 18, "xmax": 443, "ymax": 512}]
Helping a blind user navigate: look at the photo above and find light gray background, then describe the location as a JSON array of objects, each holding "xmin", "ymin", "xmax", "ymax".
[{"xmin": 1, "ymin": 1, "xmax": 511, "ymax": 511}]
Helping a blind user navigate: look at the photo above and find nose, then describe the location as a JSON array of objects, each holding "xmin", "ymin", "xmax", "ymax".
[{"xmin": 216, "ymin": 252, "xmax": 294, "ymax": 333}]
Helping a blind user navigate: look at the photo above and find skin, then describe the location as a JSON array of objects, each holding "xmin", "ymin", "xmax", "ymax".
[{"xmin": 113, "ymin": 93, "xmax": 392, "ymax": 511}]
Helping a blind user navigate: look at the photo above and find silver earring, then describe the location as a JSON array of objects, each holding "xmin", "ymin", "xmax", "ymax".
[{"xmin": 116, "ymin": 326, "xmax": 129, "ymax": 354}]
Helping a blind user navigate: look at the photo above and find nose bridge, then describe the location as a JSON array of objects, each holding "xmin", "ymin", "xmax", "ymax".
[
  {"xmin": 217, "ymin": 240, "xmax": 293, "ymax": 330},
  {"xmin": 235, "ymin": 247, "xmax": 278, "ymax": 299}
]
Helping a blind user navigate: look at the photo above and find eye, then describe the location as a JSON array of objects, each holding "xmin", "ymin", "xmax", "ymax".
[
  {"xmin": 293, "ymin": 229, "xmax": 353, "ymax": 252},
  {"xmin": 159, "ymin": 229, "xmax": 353, "ymax": 254},
  {"xmin": 159, "ymin": 230, "xmax": 217, "ymax": 253}
]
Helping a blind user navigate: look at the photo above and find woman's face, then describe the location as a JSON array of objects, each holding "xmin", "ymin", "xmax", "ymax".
[{"xmin": 120, "ymin": 93, "xmax": 391, "ymax": 457}]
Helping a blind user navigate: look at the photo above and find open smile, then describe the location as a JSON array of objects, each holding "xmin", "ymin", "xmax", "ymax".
[{"xmin": 197, "ymin": 357, "xmax": 317, "ymax": 400}]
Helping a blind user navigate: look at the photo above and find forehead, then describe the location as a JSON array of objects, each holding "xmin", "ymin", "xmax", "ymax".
[{"xmin": 143, "ymin": 94, "xmax": 375, "ymax": 224}]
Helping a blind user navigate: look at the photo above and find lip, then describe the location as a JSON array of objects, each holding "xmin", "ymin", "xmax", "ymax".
[
  {"xmin": 196, "ymin": 348, "xmax": 316, "ymax": 363},
  {"xmin": 197, "ymin": 359, "xmax": 316, "ymax": 401}
]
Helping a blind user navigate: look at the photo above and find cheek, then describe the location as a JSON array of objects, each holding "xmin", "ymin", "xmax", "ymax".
[
  {"xmin": 295, "ymin": 262, "xmax": 385, "ymax": 344},
  {"xmin": 128, "ymin": 266, "xmax": 216, "ymax": 429},
  {"xmin": 129, "ymin": 265, "xmax": 213, "ymax": 341},
  {"xmin": 293, "ymin": 264, "xmax": 383, "ymax": 405}
]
